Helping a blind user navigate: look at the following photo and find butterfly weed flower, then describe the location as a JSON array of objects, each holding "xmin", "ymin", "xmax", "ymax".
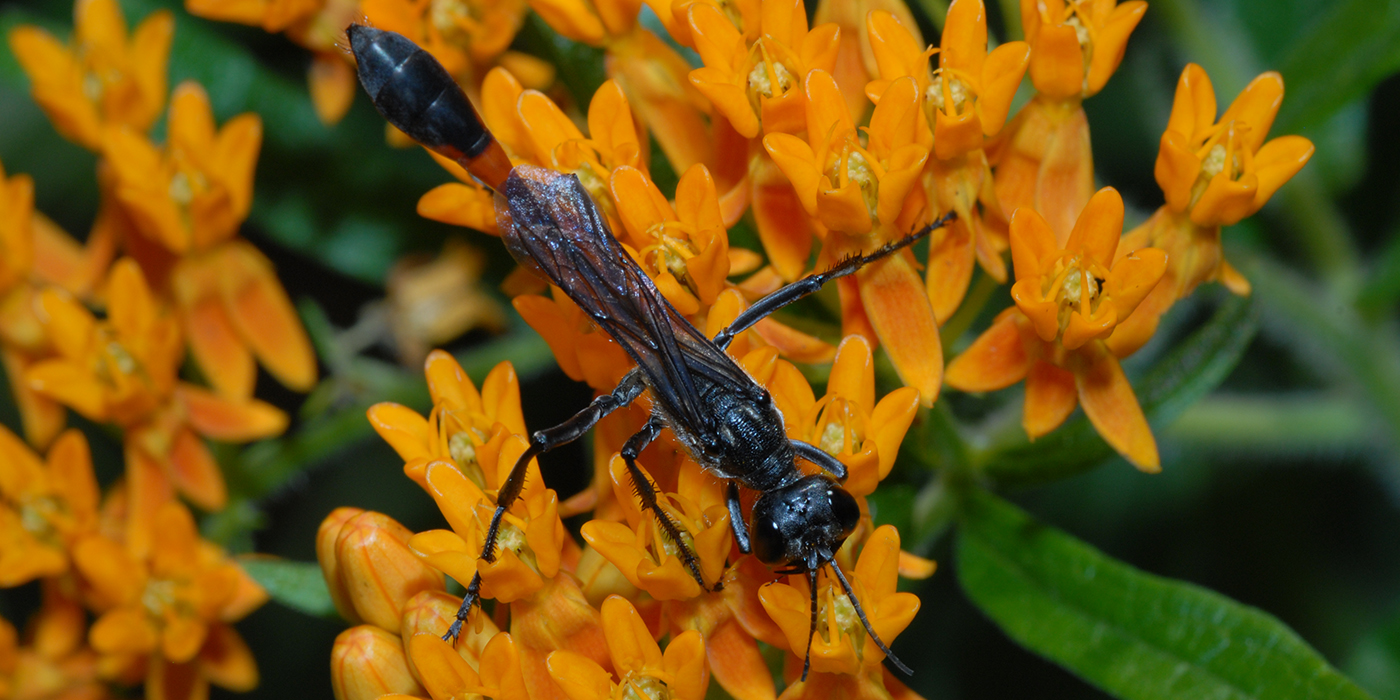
[
  {"xmin": 764, "ymin": 69, "xmax": 943, "ymax": 406},
  {"xmin": 946, "ymin": 187, "xmax": 1167, "ymax": 471},
  {"xmin": 0, "ymin": 583, "xmax": 109, "ymax": 700},
  {"xmin": 0, "ymin": 427, "xmax": 99, "ymax": 588},
  {"xmin": 7, "ymin": 0, "xmax": 172, "ymax": 151},
  {"xmin": 989, "ymin": 0, "xmax": 1146, "ymax": 242},
  {"xmin": 102, "ymin": 81, "xmax": 317, "ymax": 401},
  {"xmin": 1108, "ymin": 64, "xmax": 1314, "ymax": 357},
  {"xmin": 546, "ymin": 596, "xmax": 709, "ymax": 700},
  {"xmin": 74, "ymin": 501, "xmax": 266, "ymax": 700},
  {"xmin": 25, "ymin": 260, "xmax": 288, "ymax": 551},
  {"xmin": 866, "ymin": 0, "xmax": 1030, "ymax": 322}
]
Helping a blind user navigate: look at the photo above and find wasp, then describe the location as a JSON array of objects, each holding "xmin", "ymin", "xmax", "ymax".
[{"xmin": 348, "ymin": 23, "xmax": 953, "ymax": 679}]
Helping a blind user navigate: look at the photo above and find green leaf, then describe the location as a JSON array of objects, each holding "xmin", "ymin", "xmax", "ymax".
[
  {"xmin": 978, "ymin": 294, "xmax": 1259, "ymax": 487},
  {"xmin": 238, "ymin": 558, "xmax": 338, "ymax": 619},
  {"xmin": 1273, "ymin": 0, "xmax": 1400, "ymax": 133},
  {"xmin": 957, "ymin": 489, "xmax": 1376, "ymax": 700}
]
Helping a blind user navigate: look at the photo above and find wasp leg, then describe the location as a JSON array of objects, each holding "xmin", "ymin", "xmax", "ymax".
[
  {"xmin": 620, "ymin": 416, "xmax": 718, "ymax": 593},
  {"xmin": 712, "ymin": 211, "xmax": 957, "ymax": 349},
  {"xmin": 802, "ymin": 564, "xmax": 819, "ymax": 682},
  {"xmin": 443, "ymin": 369, "xmax": 646, "ymax": 641},
  {"xmin": 791, "ymin": 440, "xmax": 848, "ymax": 482},
  {"xmin": 726, "ymin": 480, "xmax": 751, "ymax": 554}
]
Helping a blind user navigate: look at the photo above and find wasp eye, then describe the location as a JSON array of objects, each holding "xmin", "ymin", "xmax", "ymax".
[{"xmin": 828, "ymin": 486, "xmax": 860, "ymax": 539}]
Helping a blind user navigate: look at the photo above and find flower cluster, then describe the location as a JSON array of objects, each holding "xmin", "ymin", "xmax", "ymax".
[
  {"xmin": 321, "ymin": 0, "xmax": 1313, "ymax": 695},
  {"xmin": 329, "ymin": 337, "xmax": 931, "ymax": 700},
  {"xmin": 388, "ymin": 0, "xmax": 1309, "ymax": 468},
  {"xmin": 0, "ymin": 1, "xmax": 321, "ymax": 696}
]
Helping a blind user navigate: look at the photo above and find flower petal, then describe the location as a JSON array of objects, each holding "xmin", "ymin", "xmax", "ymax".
[
  {"xmin": 1023, "ymin": 359, "xmax": 1077, "ymax": 438},
  {"xmin": 1074, "ymin": 343, "xmax": 1160, "ymax": 472},
  {"xmin": 217, "ymin": 242, "xmax": 317, "ymax": 392}
]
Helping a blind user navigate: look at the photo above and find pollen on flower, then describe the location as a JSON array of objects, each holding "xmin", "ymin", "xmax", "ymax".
[
  {"xmin": 747, "ymin": 56, "xmax": 797, "ymax": 111},
  {"xmin": 927, "ymin": 74, "xmax": 969, "ymax": 113},
  {"xmin": 621, "ymin": 672, "xmax": 673, "ymax": 700}
]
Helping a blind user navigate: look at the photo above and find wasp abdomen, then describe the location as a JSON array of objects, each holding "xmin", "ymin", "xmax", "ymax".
[{"xmin": 348, "ymin": 24, "xmax": 510, "ymax": 189}]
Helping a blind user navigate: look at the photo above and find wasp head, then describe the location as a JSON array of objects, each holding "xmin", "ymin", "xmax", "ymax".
[{"xmin": 750, "ymin": 474, "xmax": 860, "ymax": 569}]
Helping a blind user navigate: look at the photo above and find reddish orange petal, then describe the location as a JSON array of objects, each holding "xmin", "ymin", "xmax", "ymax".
[
  {"xmin": 856, "ymin": 252, "xmax": 942, "ymax": 406},
  {"xmin": 1075, "ymin": 343, "xmax": 1159, "ymax": 471},
  {"xmin": 178, "ymin": 384, "xmax": 288, "ymax": 441},
  {"xmin": 1064, "ymin": 187, "xmax": 1123, "ymax": 268},
  {"xmin": 925, "ymin": 217, "xmax": 975, "ymax": 323},
  {"xmin": 1022, "ymin": 359, "xmax": 1076, "ymax": 439},
  {"xmin": 168, "ymin": 428, "xmax": 228, "ymax": 511},
  {"xmin": 945, "ymin": 309, "xmax": 1031, "ymax": 392},
  {"xmin": 217, "ymin": 242, "xmax": 317, "ymax": 392},
  {"xmin": 310, "ymin": 52, "xmax": 355, "ymax": 126},
  {"xmin": 198, "ymin": 623, "xmax": 259, "ymax": 692}
]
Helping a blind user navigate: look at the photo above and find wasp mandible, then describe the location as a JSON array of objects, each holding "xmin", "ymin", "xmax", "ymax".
[{"xmin": 348, "ymin": 24, "xmax": 954, "ymax": 679}]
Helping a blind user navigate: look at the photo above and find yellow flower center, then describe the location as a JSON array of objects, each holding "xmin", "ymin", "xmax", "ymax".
[
  {"xmin": 823, "ymin": 141, "xmax": 882, "ymax": 222},
  {"xmin": 18, "ymin": 495, "xmax": 65, "ymax": 545},
  {"xmin": 1188, "ymin": 122, "xmax": 1250, "ymax": 208},
  {"xmin": 430, "ymin": 0, "xmax": 482, "ymax": 45},
  {"xmin": 641, "ymin": 221, "xmax": 699, "ymax": 290},
  {"xmin": 620, "ymin": 674, "xmax": 672, "ymax": 700},
  {"xmin": 816, "ymin": 582, "xmax": 863, "ymax": 648},
  {"xmin": 448, "ymin": 431, "xmax": 490, "ymax": 490},
  {"xmin": 1043, "ymin": 254, "xmax": 1108, "ymax": 331},
  {"xmin": 746, "ymin": 43, "xmax": 796, "ymax": 116},
  {"xmin": 927, "ymin": 74, "xmax": 969, "ymax": 114},
  {"xmin": 141, "ymin": 577, "xmax": 182, "ymax": 619},
  {"xmin": 813, "ymin": 397, "xmax": 864, "ymax": 456}
]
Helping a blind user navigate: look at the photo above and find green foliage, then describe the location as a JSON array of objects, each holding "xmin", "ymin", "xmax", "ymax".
[
  {"xmin": 239, "ymin": 559, "xmax": 338, "ymax": 619},
  {"xmin": 1273, "ymin": 0, "xmax": 1400, "ymax": 133},
  {"xmin": 958, "ymin": 489, "xmax": 1376, "ymax": 700}
]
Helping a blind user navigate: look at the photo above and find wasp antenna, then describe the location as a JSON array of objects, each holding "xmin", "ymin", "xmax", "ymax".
[
  {"xmin": 828, "ymin": 556, "xmax": 913, "ymax": 675},
  {"xmin": 347, "ymin": 24, "xmax": 511, "ymax": 189}
]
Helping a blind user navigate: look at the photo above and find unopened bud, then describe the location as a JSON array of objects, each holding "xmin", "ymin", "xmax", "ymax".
[
  {"xmin": 400, "ymin": 590, "xmax": 499, "ymax": 683},
  {"xmin": 317, "ymin": 507, "xmax": 365, "ymax": 623},
  {"xmin": 335, "ymin": 511, "xmax": 445, "ymax": 633},
  {"xmin": 330, "ymin": 625, "xmax": 425, "ymax": 700}
]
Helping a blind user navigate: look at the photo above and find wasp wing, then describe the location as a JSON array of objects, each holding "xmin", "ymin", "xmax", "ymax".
[{"xmin": 499, "ymin": 166, "xmax": 753, "ymax": 433}]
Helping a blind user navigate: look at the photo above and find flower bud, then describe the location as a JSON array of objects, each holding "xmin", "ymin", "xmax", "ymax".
[
  {"xmin": 330, "ymin": 625, "xmax": 425, "ymax": 700},
  {"xmin": 316, "ymin": 507, "xmax": 365, "ymax": 624},
  {"xmin": 399, "ymin": 590, "xmax": 500, "ymax": 683},
  {"xmin": 335, "ymin": 511, "xmax": 445, "ymax": 633}
]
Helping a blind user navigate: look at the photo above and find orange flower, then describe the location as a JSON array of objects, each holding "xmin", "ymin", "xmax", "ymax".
[
  {"xmin": 866, "ymin": 2, "xmax": 1028, "ymax": 160},
  {"xmin": 547, "ymin": 595, "xmax": 709, "ymax": 700},
  {"xmin": 0, "ymin": 159, "xmax": 70, "ymax": 449},
  {"xmin": 0, "ymin": 427, "xmax": 99, "ymax": 587},
  {"xmin": 74, "ymin": 501, "xmax": 265, "ymax": 700},
  {"xmin": 317, "ymin": 509, "xmax": 448, "ymax": 633},
  {"xmin": 758, "ymin": 525, "xmax": 919, "ymax": 677},
  {"xmin": 26, "ymin": 260, "xmax": 288, "ymax": 534},
  {"xmin": 523, "ymin": 0, "xmax": 711, "ymax": 173},
  {"xmin": 102, "ymin": 81, "xmax": 316, "ymax": 398},
  {"xmin": 989, "ymin": 0, "xmax": 1146, "ymax": 242},
  {"xmin": 764, "ymin": 68, "xmax": 944, "ymax": 406},
  {"xmin": 0, "ymin": 583, "xmax": 109, "ymax": 700},
  {"xmin": 6, "ymin": 0, "xmax": 172, "ymax": 150},
  {"xmin": 945, "ymin": 188, "xmax": 1167, "ymax": 471},
  {"xmin": 762, "ymin": 336, "xmax": 918, "ymax": 498},
  {"xmin": 420, "ymin": 76, "xmax": 642, "ymax": 236},
  {"xmin": 331, "ymin": 625, "xmax": 426, "ymax": 700},
  {"xmin": 611, "ymin": 164, "xmax": 731, "ymax": 314},
  {"xmin": 1106, "ymin": 64, "xmax": 1312, "ymax": 358},
  {"xmin": 582, "ymin": 457, "xmax": 732, "ymax": 600},
  {"xmin": 360, "ymin": 0, "xmax": 529, "ymax": 79},
  {"xmin": 369, "ymin": 352, "xmax": 528, "ymax": 490},
  {"xmin": 814, "ymin": 0, "xmax": 924, "ymax": 121},
  {"xmin": 1021, "ymin": 0, "xmax": 1146, "ymax": 101},
  {"xmin": 404, "ymin": 630, "xmax": 530, "ymax": 700},
  {"xmin": 688, "ymin": 0, "xmax": 841, "ymax": 139},
  {"xmin": 866, "ymin": 2, "xmax": 1029, "ymax": 321}
]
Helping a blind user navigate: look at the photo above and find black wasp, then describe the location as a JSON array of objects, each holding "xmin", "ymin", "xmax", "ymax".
[{"xmin": 348, "ymin": 23, "xmax": 953, "ymax": 680}]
